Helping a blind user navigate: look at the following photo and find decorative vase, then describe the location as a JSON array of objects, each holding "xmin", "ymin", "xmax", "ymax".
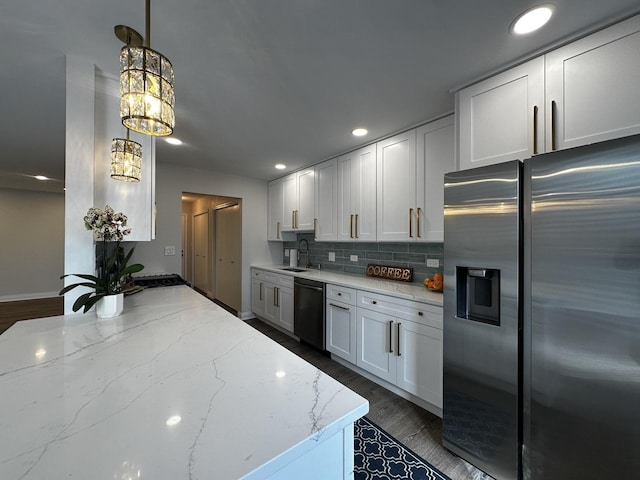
[{"xmin": 96, "ymin": 293, "xmax": 124, "ymax": 319}]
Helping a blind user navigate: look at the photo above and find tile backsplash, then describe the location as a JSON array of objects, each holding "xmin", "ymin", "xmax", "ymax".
[{"xmin": 282, "ymin": 233, "xmax": 443, "ymax": 284}]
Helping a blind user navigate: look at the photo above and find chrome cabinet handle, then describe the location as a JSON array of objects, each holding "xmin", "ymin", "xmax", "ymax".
[
  {"xmin": 355, "ymin": 214, "xmax": 359, "ymax": 238},
  {"xmin": 533, "ymin": 105, "xmax": 539, "ymax": 155},
  {"xmin": 314, "ymin": 218, "xmax": 318, "ymax": 239},
  {"xmin": 277, "ymin": 221, "xmax": 280, "ymax": 239},
  {"xmin": 350, "ymin": 214, "xmax": 354, "ymax": 238},
  {"xmin": 396, "ymin": 322, "xmax": 401, "ymax": 356},
  {"xmin": 417, "ymin": 207, "xmax": 422, "ymax": 238},
  {"xmin": 259, "ymin": 282, "xmax": 263, "ymax": 301},
  {"xmin": 388, "ymin": 321, "xmax": 394, "ymax": 353}
]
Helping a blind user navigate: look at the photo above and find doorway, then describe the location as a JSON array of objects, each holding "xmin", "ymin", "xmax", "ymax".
[{"xmin": 181, "ymin": 193, "xmax": 242, "ymax": 314}]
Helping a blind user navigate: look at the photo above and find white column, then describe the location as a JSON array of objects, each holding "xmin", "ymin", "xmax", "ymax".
[{"xmin": 63, "ymin": 56, "xmax": 95, "ymax": 314}]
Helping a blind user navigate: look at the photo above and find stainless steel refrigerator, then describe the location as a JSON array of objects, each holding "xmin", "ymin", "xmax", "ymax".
[{"xmin": 442, "ymin": 135, "xmax": 640, "ymax": 480}]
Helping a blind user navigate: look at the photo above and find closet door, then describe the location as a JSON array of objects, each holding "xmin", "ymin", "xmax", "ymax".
[
  {"xmin": 215, "ymin": 204, "xmax": 242, "ymax": 312},
  {"xmin": 193, "ymin": 212, "xmax": 209, "ymax": 293}
]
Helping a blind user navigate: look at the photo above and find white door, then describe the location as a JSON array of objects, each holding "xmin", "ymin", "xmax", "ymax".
[
  {"xmin": 251, "ymin": 278, "xmax": 265, "ymax": 317},
  {"xmin": 356, "ymin": 308, "xmax": 396, "ymax": 383},
  {"xmin": 457, "ymin": 56, "xmax": 544, "ymax": 169},
  {"xmin": 181, "ymin": 213, "xmax": 187, "ymax": 280},
  {"xmin": 278, "ymin": 286, "xmax": 294, "ymax": 333},
  {"xmin": 545, "ymin": 15, "xmax": 640, "ymax": 152},
  {"xmin": 281, "ymin": 173, "xmax": 297, "ymax": 231},
  {"xmin": 314, "ymin": 158, "xmax": 338, "ymax": 242},
  {"xmin": 268, "ymin": 179, "xmax": 284, "ymax": 240},
  {"xmin": 296, "ymin": 169, "xmax": 315, "ymax": 230},
  {"xmin": 376, "ymin": 130, "xmax": 417, "ymax": 241},
  {"xmin": 337, "ymin": 144, "xmax": 376, "ymax": 242},
  {"xmin": 193, "ymin": 212, "xmax": 209, "ymax": 292},
  {"xmin": 416, "ymin": 116, "xmax": 455, "ymax": 243},
  {"xmin": 326, "ymin": 300, "xmax": 356, "ymax": 364},
  {"xmin": 395, "ymin": 320, "xmax": 443, "ymax": 408}
]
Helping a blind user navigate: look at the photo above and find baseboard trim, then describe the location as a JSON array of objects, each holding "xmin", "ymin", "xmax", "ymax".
[{"xmin": 0, "ymin": 291, "xmax": 59, "ymax": 302}]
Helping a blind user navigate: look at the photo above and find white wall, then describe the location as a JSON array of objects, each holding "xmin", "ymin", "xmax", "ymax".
[
  {"xmin": 0, "ymin": 188, "xmax": 65, "ymax": 300},
  {"xmin": 132, "ymin": 163, "xmax": 281, "ymax": 317}
]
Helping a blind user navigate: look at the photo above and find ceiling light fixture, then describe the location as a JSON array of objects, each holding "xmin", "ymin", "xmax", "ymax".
[
  {"xmin": 352, "ymin": 128, "xmax": 368, "ymax": 137},
  {"xmin": 165, "ymin": 137, "xmax": 182, "ymax": 145},
  {"xmin": 117, "ymin": 0, "xmax": 175, "ymax": 136},
  {"xmin": 275, "ymin": 164, "xmax": 286, "ymax": 170},
  {"xmin": 511, "ymin": 5, "xmax": 554, "ymax": 35},
  {"xmin": 110, "ymin": 129, "xmax": 142, "ymax": 182}
]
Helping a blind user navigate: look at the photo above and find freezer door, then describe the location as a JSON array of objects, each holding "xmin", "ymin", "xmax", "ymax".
[
  {"xmin": 524, "ymin": 136, "xmax": 640, "ymax": 479},
  {"xmin": 443, "ymin": 160, "xmax": 522, "ymax": 480}
]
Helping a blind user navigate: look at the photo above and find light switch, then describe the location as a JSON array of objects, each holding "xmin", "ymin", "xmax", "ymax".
[
  {"xmin": 350, "ymin": 255, "xmax": 358, "ymax": 262},
  {"xmin": 284, "ymin": 249, "xmax": 290, "ymax": 257},
  {"xmin": 328, "ymin": 252, "xmax": 336, "ymax": 262},
  {"xmin": 164, "ymin": 246, "xmax": 176, "ymax": 256}
]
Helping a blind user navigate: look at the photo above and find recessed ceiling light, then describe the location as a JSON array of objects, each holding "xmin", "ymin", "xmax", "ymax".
[
  {"xmin": 165, "ymin": 138, "xmax": 182, "ymax": 145},
  {"xmin": 352, "ymin": 128, "xmax": 368, "ymax": 137},
  {"xmin": 34, "ymin": 175, "xmax": 49, "ymax": 181},
  {"xmin": 275, "ymin": 164, "xmax": 286, "ymax": 170},
  {"xmin": 511, "ymin": 5, "xmax": 554, "ymax": 35},
  {"xmin": 166, "ymin": 415, "xmax": 181, "ymax": 426}
]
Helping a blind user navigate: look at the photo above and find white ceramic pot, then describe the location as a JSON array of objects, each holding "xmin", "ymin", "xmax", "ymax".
[{"xmin": 96, "ymin": 293, "xmax": 124, "ymax": 319}]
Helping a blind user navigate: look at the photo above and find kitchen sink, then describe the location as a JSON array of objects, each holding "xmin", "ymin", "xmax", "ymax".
[{"xmin": 279, "ymin": 267, "xmax": 307, "ymax": 272}]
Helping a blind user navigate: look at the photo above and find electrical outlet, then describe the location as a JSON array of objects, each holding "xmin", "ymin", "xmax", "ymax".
[
  {"xmin": 427, "ymin": 258, "xmax": 440, "ymax": 268},
  {"xmin": 350, "ymin": 255, "xmax": 358, "ymax": 262},
  {"xmin": 328, "ymin": 252, "xmax": 336, "ymax": 262},
  {"xmin": 164, "ymin": 246, "xmax": 176, "ymax": 256},
  {"xmin": 284, "ymin": 249, "xmax": 290, "ymax": 257}
]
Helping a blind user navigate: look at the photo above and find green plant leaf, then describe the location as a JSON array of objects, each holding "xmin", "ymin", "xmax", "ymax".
[
  {"xmin": 82, "ymin": 294, "xmax": 104, "ymax": 313},
  {"xmin": 72, "ymin": 292, "xmax": 95, "ymax": 312},
  {"xmin": 59, "ymin": 282, "xmax": 97, "ymax": 295}
]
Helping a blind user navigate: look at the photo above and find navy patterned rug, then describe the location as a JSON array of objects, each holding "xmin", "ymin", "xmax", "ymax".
[{"xmin": 354, "ymin": 417, "xmax": 451, "ymax": 480}]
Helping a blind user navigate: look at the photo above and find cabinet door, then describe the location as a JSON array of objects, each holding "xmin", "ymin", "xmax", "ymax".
[
  {"xmin": 314, "ymin": 159, "xmax": 337, "ymax": 241},
  {"xmin": 416, "ymin": 116, "xmax": 455, "ymax": 243},
  {"xmin": 268, "ymin": 179, "xmax": 284, "ymax": 241},
  {"xmin": 545, "ymin": 15, "xmax": 640, "ymax": 151},
  {"xmin": 337, "ymin": 145, "xmax": 376, "ymax": 242},
  {"xmin": 296, "ymin": 169, "xmax": 315, "ymax": 230},
  {"xmin": 376, "ymin": 130, "xmax": 417, "ymax": 241},
  {"xmin": 281, "ymin": 173, "xmax": 297, "ymax": 231},
  {"xmin": 457, "ymin": 57, "xmax": 544, "ymax": 170},
  {"xmin": 278, "ymin": 286, "xmax": 294, "ymax": 333},
  {"xmin": 326, "ymin": 300, "xmax": 356, "ymax": 364},
  {"xmin": 395, "ymin": 320, "xmax": 443, "ymax": 408},
  {"xmin": 263, "ymin": 282, "xmax": 279, "ymax": 323},
  {"xmin": 251, "ymin": 278, "xmax": 265, "ymax": 318},
  {"xmin": 356, "ymin": 308, "xmax": 396, "ymax": 383}
]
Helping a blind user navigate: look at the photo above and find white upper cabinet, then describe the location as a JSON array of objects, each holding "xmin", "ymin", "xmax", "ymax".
[
  {"xmin": 457, "ymin": 57, "xmax": 544, "ymax": 170},
  {"xmin": 277, "ymin": 168, "xmax": 316, "ymax": 233},
  {"xmin": 545, "ymin": 15, "xmax": 640, "ymax": 151},
  {"xmin": 376, "ymin": 130, "xmax": 417, "ymax": 242},
  {"xmin": 416, "ymin": 115, "xmax": 455, "ymax": 243},
  {"xmin": 314, "ymin": 158, "xmax": 338, "ymax": 242},
  {"xmin": 457, "ymin": 14, "xmax": 640, "ymax": 169},
  {"xmin": 267, "ymin": 178, "xmax": 284, "ymax": 241},
  {"xmin": 337, "ymin": 144, "xmax": 377, "ymax": 242}
]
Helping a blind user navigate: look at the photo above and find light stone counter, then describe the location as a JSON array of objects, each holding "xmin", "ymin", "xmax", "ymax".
[
  {"xmin": 253, "ymin": 265, "xmax": 443, "ymax": 306},
  {"xmin": 0, "ymin": 286, "xmax": 368, "ymax": 479}
]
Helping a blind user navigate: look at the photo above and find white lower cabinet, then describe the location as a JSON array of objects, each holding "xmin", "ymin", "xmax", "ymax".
[
  {"xmin": 326, "ymin": 284, "xmax": 357, "ymax": 364},
  {"xmin": 355, "ymin": 290, "xmax": 443, "ymax": 409},
  {"xmin": 251, "ymin": 268, "xmax": 294, "ymax": 333}
]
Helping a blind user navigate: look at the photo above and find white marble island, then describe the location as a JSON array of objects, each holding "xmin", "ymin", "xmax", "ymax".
[{"xmin": 0, "ymin": 286, "xmax": 368, "ymax": 479}]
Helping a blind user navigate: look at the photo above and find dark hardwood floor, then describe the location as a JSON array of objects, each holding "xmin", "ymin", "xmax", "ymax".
[
  {"xmin": 0, "ymin": 297, "xmax": 63, "ymax": 335},
  {"xmin": 245, "ymin": 318, "xmax": 491, "ymax": 480}
]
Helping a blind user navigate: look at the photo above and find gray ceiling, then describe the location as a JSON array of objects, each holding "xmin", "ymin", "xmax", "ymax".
[{"xmin": 2, "ymin": 0, "xmax": 640, "ymax": 192}]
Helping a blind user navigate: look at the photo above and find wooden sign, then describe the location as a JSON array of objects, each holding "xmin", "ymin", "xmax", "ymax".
[{"xmin": 366, "ymin": 264, "xmax": 413, "ymax": 282}]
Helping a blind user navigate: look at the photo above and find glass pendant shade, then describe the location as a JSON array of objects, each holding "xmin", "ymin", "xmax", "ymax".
[
  {"xmin": 120, "ymin": 45, "xmax": 175, "ymax": 136},
  {"xmin": 110, "ymin": 137, "xmax": 142, "ymax": 182}
]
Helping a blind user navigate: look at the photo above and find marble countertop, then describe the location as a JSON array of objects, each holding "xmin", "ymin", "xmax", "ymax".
[
  {"xmin": 0, "ymin": 286, "xmax": 368, "ymax": 479},
  {"xmin": 252, "ymin": 265, "xmax": 443, "ymax": 306}
]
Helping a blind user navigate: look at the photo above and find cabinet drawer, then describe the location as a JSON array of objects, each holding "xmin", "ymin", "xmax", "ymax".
[
  {"xmin": 326, "ymin": 284, "xmax": 357, "ymax": 305},
  {"xmin": 357, "ymin": 290, "xmax": 442, "ymax": 329},
  {"xmin": 252, "ymin": 268, "xmax": 265, "ymax": 280}
]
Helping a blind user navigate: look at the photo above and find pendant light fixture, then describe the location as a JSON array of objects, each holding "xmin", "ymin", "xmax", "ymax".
[
  {"xmin": 110, "ymin": 129, "xmax": 142, "ymax": 182},
  {"xmin": 117, "ymin": 0, "xmax": 175, "ymax": 136}
]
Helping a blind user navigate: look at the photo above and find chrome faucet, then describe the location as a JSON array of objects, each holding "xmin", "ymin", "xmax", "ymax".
[{"xmin": 298, "ymin": 238, "xmax": 311, "ymax": 268}]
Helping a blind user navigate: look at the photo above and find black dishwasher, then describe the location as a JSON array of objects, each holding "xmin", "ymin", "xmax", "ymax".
[{"xmin": 294, "ymin": 278, "xmax": 325, "ymax": 351}]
